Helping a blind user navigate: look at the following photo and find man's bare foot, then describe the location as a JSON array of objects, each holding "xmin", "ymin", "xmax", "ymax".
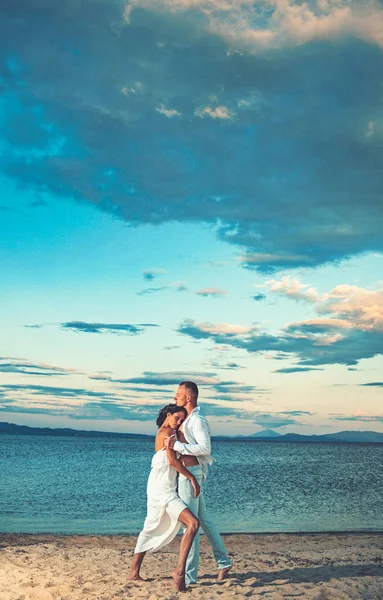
[
  {"xmin": 172, "ymin": 569, "xmax": 187, "ymax": 592},
  {"xmin": 128, "ymin": 573, "xmax": 145, "ymax": 582},
  {"xmin": 217, "ymin": 565, "xmax": 232, "ymax": 581}
]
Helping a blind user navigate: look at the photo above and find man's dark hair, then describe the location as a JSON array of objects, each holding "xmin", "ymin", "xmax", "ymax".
[{"xmin": 180, "ymin": 381, "xmax": 199, "ymax": 400}]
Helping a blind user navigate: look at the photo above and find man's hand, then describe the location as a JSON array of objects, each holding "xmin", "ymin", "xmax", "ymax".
[{"xmin": 164, "ymin": 434, "xmax": 176, "ymax": 449}]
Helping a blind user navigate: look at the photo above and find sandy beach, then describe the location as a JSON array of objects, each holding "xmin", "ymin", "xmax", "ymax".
[{"xmin": 0, "ymin": 532, "xmax": 382, "ymax": 599}]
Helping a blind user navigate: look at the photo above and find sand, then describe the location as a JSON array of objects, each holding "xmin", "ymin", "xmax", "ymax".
[{"xmin": 0, "ymin": 532, "xmax": 382, "ymax": 599}]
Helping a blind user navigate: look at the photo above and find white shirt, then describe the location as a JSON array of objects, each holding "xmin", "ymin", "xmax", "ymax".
[{"xmin": 173, "ymin": 406, "xmax": 214, "ymax": 480}]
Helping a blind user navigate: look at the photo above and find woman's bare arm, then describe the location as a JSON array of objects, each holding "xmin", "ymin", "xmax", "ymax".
[{"xmin": 157, "ymin": 428, "xmax": 200, "ymax": 497}]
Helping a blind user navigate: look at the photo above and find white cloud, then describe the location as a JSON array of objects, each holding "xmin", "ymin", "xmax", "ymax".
[
  {"xmin": 196, "ymin": 322, "xmax": 258, "ymax": 335},
  {"xmin": 156, "ymin": 104, "xmax": 181, "ymax": 117},
  {"xmin": 195, "ymin": 105, "xmax": 234, "ymax": 119},
  {"xmin": 268, "ymin": 277, "xmax": 383, "ymax": 331},
  {"xmin": 126, "ymin": 1, "xmax": 383, "ymax": 51},
  {"xmin": 267, "ymin": 276, "xmax": 320, "ymax": 303},
  {"xmin": 195, "ymin": 287, "xmax": 227, "ymax": 297},
  {"xmin": 318, "ymin": 284, "xmax": 383, "ymax": 330},
  {"xmin": 366, "ymin": 120, "xmax": 376, "ymax": 138}
]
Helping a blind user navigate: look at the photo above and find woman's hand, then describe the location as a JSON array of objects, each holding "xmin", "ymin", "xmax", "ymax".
[{"xmin": 191, "ymin": 476, "xmax": 200, "ymax": 498}]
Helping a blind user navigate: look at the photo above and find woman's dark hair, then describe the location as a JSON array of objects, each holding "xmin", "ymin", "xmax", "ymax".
[{"xmin": 156, "ymin": 403, "xmax": 187, "ymax": 428}]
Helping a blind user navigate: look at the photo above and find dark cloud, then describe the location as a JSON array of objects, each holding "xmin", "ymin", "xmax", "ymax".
[
  {"xmin": 211, "ymin": 381, "xmax": 265, "ymax": 395},
  {"xmin": 178, "ymin": 319, "xmax": 383, "ymax": 367},
  {"xmin": 143, "ymin": 269, "xmax": 166, "ymax": 281},
  {"xmin": 251, "ymin": 414, "xmax": 297, "ymax": 428},
  {"xmin": 274, "ymin": 367, "xmax": 323, "ymax": 374},
  {"xmin": 252, "ymin": 294, "xmax": 267, "ymax": 302},
  {"xmin": 1, "ymin": 2, "xmax": 382, "ymax": 271},
  {"xmin": 137, "ymin": 286, "xmax": 168, "ymax": 296},
  {"xmin": 113, "ymin": 371, "xmax": 218, "ymax": 386},
  {"xmin": 61, "ymin": 321, "xmax": 157, "ymax": 335},
  {"xmin": 195, "ymin": 288, "xmax": 227, "ymax": 298},
  {"xmin": 331, "ymin": 414, "xmax": 383, "ymax": 423},
  {"xmin": 360, "ymin": 382, "xmax": 383, "ymax": 387}
]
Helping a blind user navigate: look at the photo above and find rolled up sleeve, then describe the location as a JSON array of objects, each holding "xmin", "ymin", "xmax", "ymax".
[{"xmin": 173, "ymin": 416, "xmax": 211, "ymax": 456}]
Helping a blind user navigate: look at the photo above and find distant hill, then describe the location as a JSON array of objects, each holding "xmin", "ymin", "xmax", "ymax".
[
  {"xmin": 1, "ymin": 422, "xmax": 382, "ymax": 443},
  {"xmin": 237, "ymin": 430, "xmax": 383, "ymax": 443},
  {"xmin": 250, "ymin": 429, "xmax": 282, "ymax": 438},
  {"xmin": 0, "ymin": 422, "xmax": 152, "ymax": 439}
]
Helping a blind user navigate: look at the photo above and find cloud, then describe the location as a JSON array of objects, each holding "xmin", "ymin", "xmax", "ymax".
[
  {"xmin": 0, "ymin": 389, "xmax": 168, "ymax": 422},
  {"xmin": 252, "ymin": 293, "xmax": 266, "ymax": 302},
  {"xmin": 60, "ymin": 321, "xmax": 158, "ymax": 335},
  {"xmin": 239, "ymin": 252, "xmax": 320, "ymax": 272},
  {"xmin": 114, "ymin": 370, "xmax": 220, "ymax": 386},
  {"xmin": 181, "ymin": 320, "xmax": 258, "ymax": 336},
  {"xmin": 143, "ymin": 268, "xmax": 166, "ymax": 281},
  {"xmin": 137, "ymin": 286, "xmax": 168, "ymax": 296},
  {"xmin": 0, "ymin": 382, "xmax": 176, "ymax": 421},
  {"xmin": 269, "ymin": 278, "xmax": 383, "ymax": 334},
  {"xmin": 267, "ymin": 276, "xmax": 320, "ymax": 303},
  {"xmin": 0, "ymin": 384, "xmax": 121, "ymax": 399},
  {"xmin": 274, "ymin": 367, "xmax": 323, "ymax": 374},
  {"xmin": 251, "ymin": 411, "xmax": 310, "ymax": 429},
  {"xmin": 195, "ymin": 105, "xmax": 234, "ymax": 120},
  {"xmin": 317, "ymin": 285, "xmax": 383, "ymax": 330},
  {"xmin": 0, "ymin": 358, "xmax": 79, "ymax": 377},
  {"xmin": 0, "ymin": 0, "xmax": 382, "ymax": 273},
  {"xmin": 331, "ymin": 413, "xmax": 383, "ymax": 423},
  {"xmin": 360, "ymin": 381, "xmax": 383, "ymax": 387},
  {"xmin": 156, "ymin": 104, "xmax": 181, "ymax": 118},
  {"xmin": 137, "ymin": 280, "xmax": 190, "ymax": 295},
  {"xmin": 211, "ymin": 381, "xmax": 264, "ymax": 395},
  {"xmin": 128, "ymin": 1, "xmax": 383, "ymax": 51},
  {"xmin": 118, "ymin": 385, "xmax": 173, "ymax": 394},
  {"xmin": 195, "ymin": 287, "xmax": 227, "ymax": 298},
  {"xmin": 177, "ymin": 291, "xmax": 383, "ymax": 367},
  {"xmin": 223, "ymin": 362, "xmax": 243, "ymax": 370},
  {"xmin": 172, "ymin": 281, "xmax": 189, "ymax": 292}
]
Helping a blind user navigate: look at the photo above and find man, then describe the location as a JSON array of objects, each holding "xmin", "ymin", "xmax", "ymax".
[{"xmin": 164, "ymin": 381, "xmax": 232, "ymax": 585}]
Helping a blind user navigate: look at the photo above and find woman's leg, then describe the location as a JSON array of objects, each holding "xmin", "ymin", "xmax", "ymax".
[
  {"xmin": 128, "ymin": 551, "xmax": 146, "ymax": 580},
  {"xmin": 172, "ymin": 508, "xmax": 199, "ymax": 592}
]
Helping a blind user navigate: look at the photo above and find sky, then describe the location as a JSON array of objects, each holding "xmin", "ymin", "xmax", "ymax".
[{"xmin": 0, "ymin": 0, "xmax": 382, "ymax": 437}]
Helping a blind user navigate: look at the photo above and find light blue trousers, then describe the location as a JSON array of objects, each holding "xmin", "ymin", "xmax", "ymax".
[{"xmin": 178, "ymin": 465, "xmax": 232, "ymax": 585}]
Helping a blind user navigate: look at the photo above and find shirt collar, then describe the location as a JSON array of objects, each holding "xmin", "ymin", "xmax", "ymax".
[{"xmin": 184, "ymin": 406, "xmax": 200, "ymax": 424}]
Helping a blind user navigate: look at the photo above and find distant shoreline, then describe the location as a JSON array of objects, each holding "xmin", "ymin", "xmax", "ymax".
[
  {"xmin": 1, "ymin": 422, "xmax": 383, "ymax": 443},
  {"xmin": 2, "ymin": 530, "xmax": 383, "ymax": 539}
]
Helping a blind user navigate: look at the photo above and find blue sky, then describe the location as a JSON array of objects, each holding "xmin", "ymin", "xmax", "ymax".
[{"xmin": 0, "ymin": 0, "xmax": 382, "ymax": 436}]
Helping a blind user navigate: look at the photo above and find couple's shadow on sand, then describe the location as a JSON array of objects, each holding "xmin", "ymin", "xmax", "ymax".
[{"xmin": 198, "ymin": 563, "xmax": 383, "ymax": 588}]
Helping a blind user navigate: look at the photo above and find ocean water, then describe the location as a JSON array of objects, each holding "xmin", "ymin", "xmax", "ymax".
[{"xmin": 1, "ymin": 434, "xmax": 382, "ymax": 534}]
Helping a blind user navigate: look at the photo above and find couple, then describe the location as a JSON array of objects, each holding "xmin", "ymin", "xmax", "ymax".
[{"xmin": 128, "ymin": 381, "xmax": 232, "ymax": 592}]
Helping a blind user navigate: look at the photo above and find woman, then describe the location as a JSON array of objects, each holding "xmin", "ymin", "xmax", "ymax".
[{"xmin": 128, "ymin": 404, "xmax": 200, "ymax": 592}]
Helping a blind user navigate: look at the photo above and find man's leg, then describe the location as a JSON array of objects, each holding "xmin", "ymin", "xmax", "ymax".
[
  {"xmin": 177, "ymin": 466, "xmax": 203, "ymax": 585},
  {"xmin": 198, "ymin": 491, "xmax": 232, "ymax": 576}
]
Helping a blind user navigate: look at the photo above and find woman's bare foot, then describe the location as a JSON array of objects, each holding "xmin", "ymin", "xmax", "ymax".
[
  {"xmin": 172, "ymin": 569, "xmax": 187, "ymax": 592},
  {"xmin": 128, "ymin": 572, "xmax": 145, "ymax": 582},
  {"xmin": 217, "ymin": 565, "xmax": 232, "ymax": 581}
]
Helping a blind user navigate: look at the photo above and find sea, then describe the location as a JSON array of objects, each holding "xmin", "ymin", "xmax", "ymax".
[{"xmin": 1, "ymin": 434, "xmax": 382, "ymax": 535}]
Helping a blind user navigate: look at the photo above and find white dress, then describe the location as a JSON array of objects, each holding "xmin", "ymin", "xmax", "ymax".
[{"xmin": 134, "ymin": 448, "xmax": 187, "ymax": 553}]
